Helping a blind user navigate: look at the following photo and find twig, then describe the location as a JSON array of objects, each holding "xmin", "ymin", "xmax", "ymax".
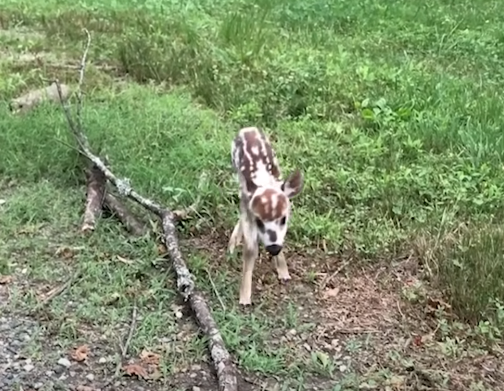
[
  {"xmin": 35, "ymin": 271, "xmax": 82, "ymax": 309},
  {"xmin": 206, "ymin": 268, "xmax": 226, "ymax": 312},
  {"xmin": 122, "ymin": 305, "xmax": 138, "ymax": 357},
  {"xmin": 318, "ymin": 260, "xmax": 349, "ymax": 291},
  {"xmin": 114, "ymin": 305, "xmax": 138, "ymax": 377},
  {"xmin": 103, "ymin": 192, "xmax": 148, "ymax": 237},
  {"xmin": 321, "ymin": 323, "xmax": 380, "ymax": 334},
  {"xmin": 54, "ymin": 30, "xmax": 238, "ymax": 391},
  {"xmin": 76, "ymin": 28, "xmax": 91, "ymax": 126}
]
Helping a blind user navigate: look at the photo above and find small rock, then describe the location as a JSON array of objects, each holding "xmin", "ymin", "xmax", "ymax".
[
  {"xmin": 70, "ymin": 371, "xmax": 76, "ymax": 377},
  {"xmin": 86, "ymin": 373, "xmax": 95, "ymax": 381},
  {"xmin": 76, "ymin": 386, "xmax": 97, "ymax": 391},
  {"xmin": 193, "ymin": 387, "xmax": 201, "ymax": 391},
  {"xmin": 33, "ymin": 382, "xmax": 44, "ymax": 389},
  {"xmin": 191, "ymin": 364, "xmax": 201, "ymax": 371},
  {"xmin": 175, "ymin": 311, "xmax": 183, "ymax": 319},
  {"xmin": 339, "ymin": 364, "xmax": 348, "ymax": 372},
  {"xmin": 46, "ymin": 370, "xmax": 54, "ymax": 377},
  {"xmin": 24, "ymin": 364, "xmax": 34, "ymax": 372},
  {"xmin": 288, "ymin": 329, "xmax": 297, "ymax": 336},
  {"xmin": 98, "ymin": 357, "xmax": 107, "ymax": 364},
  {"xmin": 54, "ymin": 365, "xmax": 64, "ymax": 375},
  {"xmin": 58, "ymin": 357, "xmax": 72, "ymax": 368}
]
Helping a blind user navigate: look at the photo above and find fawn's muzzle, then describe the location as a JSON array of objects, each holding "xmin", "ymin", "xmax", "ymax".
[{"xmin": 265, "ymin": 244, "xmax": 282, "ymax": 256}]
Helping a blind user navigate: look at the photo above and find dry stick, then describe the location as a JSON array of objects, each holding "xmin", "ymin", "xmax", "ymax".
[
  {"xmin": 318, "ymin": 260, "xmax": 349, "ymax": 292},
  {"xmin": 33, "ymin": 271, "xmax": 82, "ymax": 312},
  {"xmin": 103, "ymin": 192, "xmax": 148, "ymax": 237},
  {"xmin": 82, "ymin": 163, "xmax": 107, "ymax": 233},
  {"xmin": 54, "ymin": 30, "xmax": 238, "ymax": 391},
  {"xmin": 114, "ymin": 305, "xmax": 138, "ymax": 377},
  {"xmin": 206, "ymin": 268, "xmax": 227, "ymax": 312}
]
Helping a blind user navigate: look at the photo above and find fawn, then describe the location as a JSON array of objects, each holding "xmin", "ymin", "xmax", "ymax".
[{"xmin": 228, "ymin": 126, "xmax": 304, "ymax": 305}]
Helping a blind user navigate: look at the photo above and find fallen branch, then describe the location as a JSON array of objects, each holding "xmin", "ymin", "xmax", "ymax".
[
  {"xmin": 82, "ymin": 163, "xmax": 107, "ymax": 233},
  {"xmin": 54, "ymin": 29, "xmax": 238, "ymax": 391},
  {"xmin": 103, "ymin": 192, "xmax": 148, "ymax": 237}
]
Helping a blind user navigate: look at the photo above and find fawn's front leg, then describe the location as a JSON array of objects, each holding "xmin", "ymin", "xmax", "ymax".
[
  {"xmin": 240, "ymin": 240, "xmax": 258, "ymax": 305},
  {"xmin": 273, "ymin": 251, "xmax": 291, "ymax": 282},
  {"xmin": 239, "ymin": 212, "xmax": 258, "ymax": 306}
]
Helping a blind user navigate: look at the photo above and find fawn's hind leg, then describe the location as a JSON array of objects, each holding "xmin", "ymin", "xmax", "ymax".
[{"xmin": 228, "ymin": 220, "xmax": 243, "ymax": 254}]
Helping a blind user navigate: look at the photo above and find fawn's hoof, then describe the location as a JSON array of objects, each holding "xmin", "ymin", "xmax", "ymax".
[
  {"xmin": 277, "ymin": 271, "xmax": 291, "ymax": 282},
  {"xmin": 239, "ymin": 298, "xmax": 252, "ymax": 306}
]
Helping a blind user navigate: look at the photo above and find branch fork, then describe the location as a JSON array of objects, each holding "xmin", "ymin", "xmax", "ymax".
[{"xmin": 54, "ymin": 28, "xmax": 238, "ymax": 391}]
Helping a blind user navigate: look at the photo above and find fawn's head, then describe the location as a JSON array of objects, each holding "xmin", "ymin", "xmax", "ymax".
[
  {"xmin": 233, "ymin": 127, "xmax": 304, "ymax": 256},
  {"xmin": 249, "ymin": 169, "xmax": 303, "ymax": 256}
]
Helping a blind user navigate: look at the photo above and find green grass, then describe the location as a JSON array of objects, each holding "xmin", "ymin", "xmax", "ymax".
[{"xmin": 1, "ymin": 0, "xmax": 504, "ymax": 388}]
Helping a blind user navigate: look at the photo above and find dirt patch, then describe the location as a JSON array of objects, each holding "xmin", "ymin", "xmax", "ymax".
[{"xmin": 187, "ymin": 232, "xmax": 504, "ymax": 390}]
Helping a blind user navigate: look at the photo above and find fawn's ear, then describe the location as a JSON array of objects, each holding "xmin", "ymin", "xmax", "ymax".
[{"xmin": 281, "ymin": 169, "xmax": 303, "ymax": 199}]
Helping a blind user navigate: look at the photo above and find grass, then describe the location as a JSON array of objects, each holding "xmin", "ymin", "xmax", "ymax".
[{"xmin": 1, "ymin": 0, "xmax": 504, "ymax": 389}]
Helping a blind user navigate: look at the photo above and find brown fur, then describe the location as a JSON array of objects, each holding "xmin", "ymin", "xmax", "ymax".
[{"xmin": 251, "ymin": 189, "xmax": 288, "ymax": 221}]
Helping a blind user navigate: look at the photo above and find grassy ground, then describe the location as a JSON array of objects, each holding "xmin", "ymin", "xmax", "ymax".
[{"xmin": 1, "ymin": 0, "xmax": 504, "ymax": 390}]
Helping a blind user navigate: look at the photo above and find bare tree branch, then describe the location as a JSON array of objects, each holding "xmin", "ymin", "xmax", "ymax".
[
  {"xmin": 103, "ymin": 192, "xmax": 148, "ymax": 237},
  {"xmin": 82, "ymin": 163, "xmax": 107, "ymax": 233},
  {"xmin": 54, "ymin": 29, "xmax": 238, "ymax": 391},
  {"xmin": 75, "ymin": 28, "xmax": 91, "ymax": 129}
]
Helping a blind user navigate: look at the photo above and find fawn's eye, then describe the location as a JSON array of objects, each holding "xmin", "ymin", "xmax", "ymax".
[
  {"xmin": 255, "ymin": 218, "xmax": 265, "ymax": 232},
  {"xmin": 280, "ymin": 216, "xmax": 286, "ymax": 226}
]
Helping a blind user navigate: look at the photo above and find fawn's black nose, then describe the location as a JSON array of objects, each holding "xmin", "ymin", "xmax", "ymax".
[{"xmin": 265, "ymin": 244, "xmax": 282, "ymax": 256}]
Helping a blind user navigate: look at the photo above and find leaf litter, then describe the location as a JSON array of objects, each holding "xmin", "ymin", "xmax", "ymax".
[
  {"xmin": 122, "ymin": 349, "xmax": 162, "ymax": 380},
  {"xmin": 71, "ymin": 344, "xmax": 90, "ymax": 362}
]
